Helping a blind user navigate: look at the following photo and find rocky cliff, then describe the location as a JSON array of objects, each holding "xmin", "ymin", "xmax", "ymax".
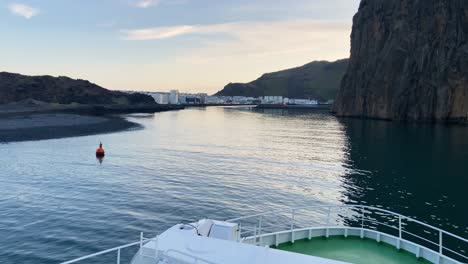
[
  {"xmin": 216, "ymin": 59, "xmax": 348, "ymax": 101},
  {"xmin": 333, "ymin": 0, "xmax": 468, "ymax": 121},
  {"xmin": 0, "ymin": 72, "xmax": 156, "ymax": 105}
]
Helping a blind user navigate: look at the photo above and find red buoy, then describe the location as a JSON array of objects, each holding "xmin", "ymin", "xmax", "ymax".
[{"xmin": 96, "ymin": 142, "xmax": 105, "ymax": 157}]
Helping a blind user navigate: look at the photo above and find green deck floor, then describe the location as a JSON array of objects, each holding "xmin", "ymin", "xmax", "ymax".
[{"xmin": 274, "ymin": 237, "xmax": 431, "ymax": 264}]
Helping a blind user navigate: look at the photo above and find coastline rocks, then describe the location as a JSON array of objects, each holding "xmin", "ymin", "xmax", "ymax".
[{"xmin": 333, "ymin": 0, "xmax": 468, "ymax": 122}]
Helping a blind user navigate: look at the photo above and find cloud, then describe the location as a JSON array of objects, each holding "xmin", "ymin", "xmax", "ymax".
[
  {"xmin": 120, "ymin": 20, "xmax": 351, "ymax": 93},
  {"xmin": 122, "ymin": 22, "xmax": 268, "ymax": 41},
  {"xmin": 134, "ymin": 0, "xmax": 188, "ymax": 8},
  {"xmin": 122, "ymin": 20, "xmax": 350, "ymax": 43},
  {"xmin": 9, "ymin": 3, "xmax": 39, "ymax": 19},
  {"xmin": 115, "ymin": 0, "xmax": 356, "ymax": 93},
  {"xmin": 135, "ymin": 0, "xmax": 160, "ymax": 8},
  {"xmin": 123, "ymin": 25, "xmax": 196, "ymax": 40},
  {"xmin": 172, "ymin": 20, "xmax": 351, "ymax": 63}
]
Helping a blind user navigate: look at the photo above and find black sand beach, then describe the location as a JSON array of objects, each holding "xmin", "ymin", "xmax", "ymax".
[
  {"xmin": 0, "ymin": 113, "xmax": 140, "ymax": 143},
  {"xmin": 0, "ymin": 101, "xmax": 185, "ymax": 143}
]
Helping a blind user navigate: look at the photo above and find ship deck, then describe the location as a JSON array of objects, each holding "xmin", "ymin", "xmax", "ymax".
[{"xmin": 274, "ymin": 237, "xmax": 431, "ymax": 264}]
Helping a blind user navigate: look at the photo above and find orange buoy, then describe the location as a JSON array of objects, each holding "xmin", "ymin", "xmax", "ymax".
[{"xmin": 96, "ymin": 142, "xmax": 105, "ymax": 157}]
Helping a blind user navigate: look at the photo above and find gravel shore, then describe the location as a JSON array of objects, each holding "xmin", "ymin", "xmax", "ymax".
[{"xmin": 0, "ymin": 113, "xmax": 140, "ymax": 143}]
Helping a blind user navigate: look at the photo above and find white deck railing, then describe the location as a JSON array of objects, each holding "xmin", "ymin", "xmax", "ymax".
[
  {"xmin": 60, "ymin": 232, "xmax": 219, "ymax": 264},
  {"xmin": 227, "ymin": 204, "xmax": 468, "ymax": 263},
  {"xmin": 59, "ymin": 204, "xmax": 467, "ymax": 264},
  {"xmin": 60, "ymin": 233, "xmax": 151, "ymax": 264}
]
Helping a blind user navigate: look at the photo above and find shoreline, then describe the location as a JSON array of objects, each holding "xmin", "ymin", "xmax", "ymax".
[
  {"xmin": 255, "ymin": 104, "xmax": 332, "ymax": 110},
  {"xmin": 0, "ymin": 103, "xmax": 184, "ymax": 117},
  {"xmin": 0, "ymin": 113, "xmax": 141, "ymax": 143},
  {"xmin": 0, "ymin": 103, "xmax": 184, "ymax": 143}
]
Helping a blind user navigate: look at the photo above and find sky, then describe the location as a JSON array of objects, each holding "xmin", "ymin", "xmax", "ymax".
[{"xmin": 0, "ymin": 0, "xmax": 360, "ymax": 94}]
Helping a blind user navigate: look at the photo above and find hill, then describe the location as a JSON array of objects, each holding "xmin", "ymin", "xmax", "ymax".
[
  {"xmin": 0, "ymin": 72, "xmax": 156, "ymax": 105},
  {"xmin": 215, "ymin": 59, "xmax": 348, "ymax": 101}
]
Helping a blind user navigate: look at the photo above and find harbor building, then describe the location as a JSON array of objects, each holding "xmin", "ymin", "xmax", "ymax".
[
  {"xmin": 169, "ymin": 90, "xmax": 180, "ymax": 104},
  {"xmin": 262, "ymin": 96, "xmax": 283, "ymax": 104},
  {"xmin": 151, "ymin": 92, "xmax": 170, "ymax": 104}
]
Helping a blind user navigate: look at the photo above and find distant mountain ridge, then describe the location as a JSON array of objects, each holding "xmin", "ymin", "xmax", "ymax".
[
  {"xmin": 215, "ymin": 59, "xmax": 348, "ymax": 101},
  {"xmin": 0, "ymin": 72, "xmax": 155, "ymax": 105}
]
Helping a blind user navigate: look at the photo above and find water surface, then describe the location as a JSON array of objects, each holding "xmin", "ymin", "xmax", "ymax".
[{"xmin": 0, "ymin": 107, "xmax": 466, "ymax": 263}]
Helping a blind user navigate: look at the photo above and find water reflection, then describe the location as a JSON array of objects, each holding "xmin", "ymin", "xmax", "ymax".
[
  {"xmin": 96, "ymin": 156, "xmax": 104, "ymax": 164},
  {"xmin": 0, "ymin": 107, "xmax": 466, "ymax": 264},
  {"xmin": 338, "ymin": 117, "xmax": 468, "ymax": 234}
]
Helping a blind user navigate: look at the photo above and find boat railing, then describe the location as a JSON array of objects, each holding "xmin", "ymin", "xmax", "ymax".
[
  {"xmin": 58, "ymin": 205, "xmax": 467, "ymax": 263},
  {"xmin": 227, "ymin": 204, "xmax": 468, "ymax": 263},
  {"xmin": 60, "ymin": 232, "xmax": 154, "ymax": 264},
  {"xmin": 60, "ymin": 232, "xmax": 221, "ymax": 264}
]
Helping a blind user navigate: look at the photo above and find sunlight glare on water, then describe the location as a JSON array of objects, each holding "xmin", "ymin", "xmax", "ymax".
[{"xmin": 1, "ymin": 107, "xmax": 467, "ymax": 264}]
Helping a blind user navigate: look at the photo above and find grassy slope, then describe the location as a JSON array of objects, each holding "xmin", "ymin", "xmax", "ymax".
[{"xmin": 215, "ymin": 59, "xmax": 348, "ymax": 101}]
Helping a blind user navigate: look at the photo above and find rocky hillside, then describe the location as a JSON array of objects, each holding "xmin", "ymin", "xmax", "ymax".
[
  {"xmin": 0, "ymin": 72, "xmax": 156, "ymax": 105},
  {"xmin": 333, "ymin": 0, "xmax": 468, "ymax": 121},
  {"xmin": 216, "ymin": 59, "xmax": 348, "ymax": 101}
]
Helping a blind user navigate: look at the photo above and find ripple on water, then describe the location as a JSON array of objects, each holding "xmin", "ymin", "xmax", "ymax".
[{"xmin": 0, "ymin": 107, "xmax": 467, "ymax": 264}]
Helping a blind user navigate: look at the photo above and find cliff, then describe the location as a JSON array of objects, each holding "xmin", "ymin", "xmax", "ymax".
[
  {"xmin": 215, "ymin": 59, "xmax": 348, "ymax": 101},
  {"xmin": 0, "ymin": 72, "xmax": 156, "ymax": 105},
  {"xmin": 333, "ymin": 0, "xmax": 468, "ymax": 121}
]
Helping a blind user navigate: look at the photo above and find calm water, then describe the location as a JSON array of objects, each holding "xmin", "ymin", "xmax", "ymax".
[{"xmin": 1, "ymin": 107, "xmax": 467, "ymax": 263}]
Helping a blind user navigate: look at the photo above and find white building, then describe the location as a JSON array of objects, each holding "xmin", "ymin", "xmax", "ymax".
[
  {"xmin": 169, "ymin": 90, "xmax": 180, "ymax": 104},
  {"xmin": 150, "ymin": 92, "xmax": 170, "ymax": 104},
  {"xmin": 206, "ymin": 96, "xmax": 227, "ymax": 104},
  {"xmin": 198, "ymin": 93, "xmax": 208, "ymax": 104},
  {"xmin": 262, "ymin": 96, "xmax": 283, "ymax": 104}
]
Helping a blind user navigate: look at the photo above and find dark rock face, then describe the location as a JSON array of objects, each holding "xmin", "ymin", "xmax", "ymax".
[
  {"xmin": 333, "ymin": 0, "xmax": 468, "ymax": 121},
  {"xmin": 0, "ymin": 72, "xmax": 156, "ymax": 105},
  {"xmin": 216, "ymin": 59, "xmax": 348, "ymax": 101}
]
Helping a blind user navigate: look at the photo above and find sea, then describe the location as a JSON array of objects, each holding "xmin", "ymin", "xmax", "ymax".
[{"xmin": 1, "ymin": 106, "xmax": 467, "ymax": 263}]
